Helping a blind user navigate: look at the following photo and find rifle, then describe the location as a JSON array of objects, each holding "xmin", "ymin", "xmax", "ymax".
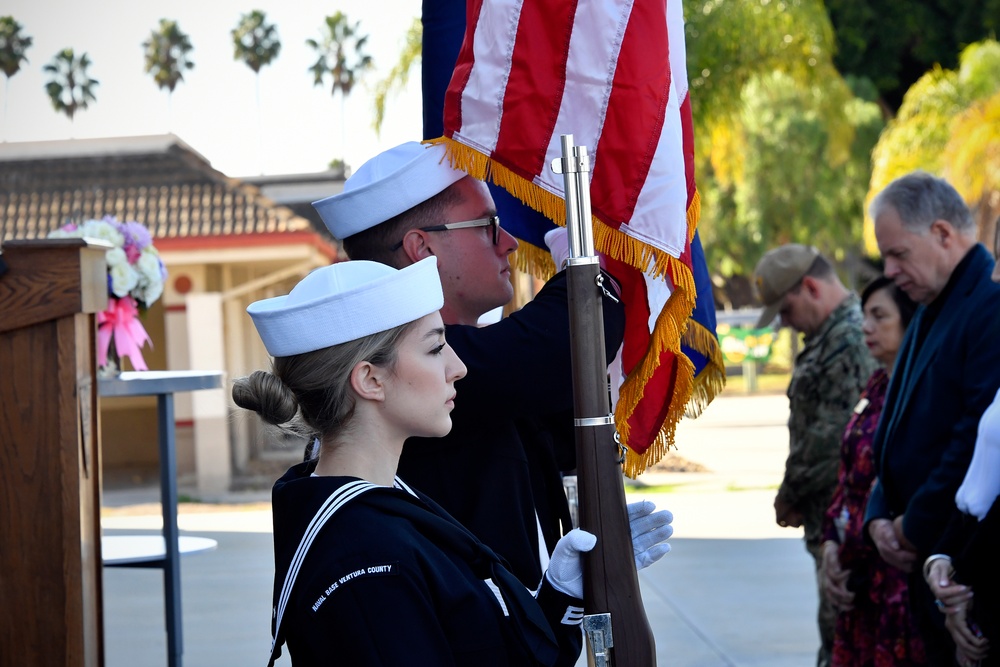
[{"xmin": 552, "ymin": 135, "xmax": 657, "ymax": 666}]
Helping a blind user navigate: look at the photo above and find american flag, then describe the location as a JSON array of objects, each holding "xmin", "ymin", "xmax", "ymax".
[{"xmin": 428, "ymin": 0, "xmax": 724, "ymax": 474}]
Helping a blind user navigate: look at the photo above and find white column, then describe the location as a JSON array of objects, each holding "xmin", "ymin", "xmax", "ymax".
[
  {"xmin": 164, "ymin": 266, "xmax": 204, "ymax": 477},
  {"xmin": 184, "ymin": 293, "xmax": 231, "ymax": 496}
]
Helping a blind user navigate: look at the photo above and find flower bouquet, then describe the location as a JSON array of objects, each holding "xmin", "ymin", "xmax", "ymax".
[{"xmin": 49, "ymin": 216, "xmax": 167, "ymax": 374}]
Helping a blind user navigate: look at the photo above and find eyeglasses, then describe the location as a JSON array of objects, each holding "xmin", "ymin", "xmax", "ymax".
[{"xmin": 390, "ymin": 215, "xmax": 501, "ymax": 251}]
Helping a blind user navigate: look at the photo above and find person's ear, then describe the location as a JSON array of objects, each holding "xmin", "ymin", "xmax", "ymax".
[
  {"xmin": 401, "ymin": 229, "xmax": 435, "ymax": 263},
  {"xmin": 350, "ymin": 361, "xmax": 385, "ymax": 402},
  {"xmin": 930, "ymin": 220, "xmax": 953, "ymax": 247},
  {"xmin": 802, "ymin": 276, "xmax": 821, "ymax": 299}
]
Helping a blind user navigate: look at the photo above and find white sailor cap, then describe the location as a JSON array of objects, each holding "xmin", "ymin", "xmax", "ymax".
[
  {"xmin": 247, "ymin": 257, "xmax": 443, "ymax": 357},
  {"xmin": 312, "ymin": 142, "xmax": 467, "ymax": 240}
]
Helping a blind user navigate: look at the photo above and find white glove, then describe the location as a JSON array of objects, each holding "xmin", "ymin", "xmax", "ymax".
[
  {"xmin": 544, "ymin": 225, "xmax": 612, "ymax": 272},
  {"xmin": 545, "ymin": 503, "xmax": 671, "ymax": 599},
  {"xmin": 544, "ymin": 528, "xmax": 596, "ymax": 599},
  {"xmin": 543, "ymin": 227, "xmax": 570, "ymax": 271},
  {"xmin": 628, "ymin": 500, "xmax": 673, "ymax": 570}
]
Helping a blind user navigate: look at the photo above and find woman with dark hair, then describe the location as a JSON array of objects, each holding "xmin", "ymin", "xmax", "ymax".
[
  {"xmin": 233, "ymin": 257, "xmax": 672, "ymax": 667},
  {"xmin": 820, "ymin": 275, "xmax": 925, "ymax": 665}
]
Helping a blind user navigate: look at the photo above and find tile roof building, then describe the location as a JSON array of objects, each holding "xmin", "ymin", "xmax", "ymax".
[
  {"xmin": 0, "ymin": 134, "xmax": 331, "ymax": 241},
  {"xmin": 1, "ymin": 135, "xmax": 345, "ymax": 493}
]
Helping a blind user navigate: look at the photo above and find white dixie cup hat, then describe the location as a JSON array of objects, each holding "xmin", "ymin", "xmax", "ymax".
[
  {"xmin": 247, "ymin": 256, "xmax": 443, "ymax": 357},
  {"xmin": 312, "ymin": 141, "xmax": 467, "ymax": 240}
]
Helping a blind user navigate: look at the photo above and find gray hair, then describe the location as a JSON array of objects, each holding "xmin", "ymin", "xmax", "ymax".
[
  {"xmin": 232, "ymin": 321, "xmax": 414, "ymax": 442},
  {"xmin": 869, "ymin": 171, "xmax": 974, "ymax": 235}
]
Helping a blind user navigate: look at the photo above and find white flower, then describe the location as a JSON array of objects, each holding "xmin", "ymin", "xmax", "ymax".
[
  {"xmin": 47, "ymin": 216, "xmax": 166, "ymax": 308},
  {"xmin": 105, "ymin": 246, "xmax": 129, "ymax": 270},
  {"xmin": 141, "ymin": 280, "xmax": 164, "ymax": 306},
  {"xmin": 47, "ymin": 227, "xmax": 83, "ymax": 239},
  {"xmin": 136, "ymin": 251, "xmax": 162, "ymax": 282},
  {"xmin": 135, "ymin": 251, "xmax": 165, "ymax": 304},
  {"xmin": 109, "ymin": 262, "xmax": 139, "ymax": 298},
  {"xmin": 81, "ymin": 219, "xmax": 125, "ymax": 247}
]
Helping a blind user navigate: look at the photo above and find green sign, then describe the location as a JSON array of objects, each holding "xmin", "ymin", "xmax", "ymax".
[{"xmin": 718, "ymin": 325, "xmax": 776, "ymax": 364}]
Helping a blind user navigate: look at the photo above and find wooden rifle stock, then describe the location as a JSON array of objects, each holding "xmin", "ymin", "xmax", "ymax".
[{"xmin": 556, "ymin": 135, "xmax": 656, "ymax": 666}]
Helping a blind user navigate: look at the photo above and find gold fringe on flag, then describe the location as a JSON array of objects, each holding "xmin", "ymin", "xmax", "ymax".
[
  {"xmin": 510, "ymin": 243, "xmax": 557, "ymax": 281},
  {"xmin": 677, "ymin": 188, "xmax": 726, "ymax": 420},
  {"xmin": 683, "ymin": 321, "xmax": 727, "ymax": 419},
  {"xmin": 616, "ymin": 282, "xmax": 697, "ymax": 477},
  {"xmin": 430, "ymin": 136, "xmax": 683, "ymax": 279},
  {"xmin": 428, "ymin": 137, "xmax": 725, "ymax": 475}
]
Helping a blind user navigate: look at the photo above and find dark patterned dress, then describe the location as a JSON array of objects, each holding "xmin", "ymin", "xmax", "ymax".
[{"xmin": 822, "ymin": 369, "xmax": 926, "ymax": 666}]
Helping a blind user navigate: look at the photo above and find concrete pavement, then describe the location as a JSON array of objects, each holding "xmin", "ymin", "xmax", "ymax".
[{"xmin": 101, "ymin": 392, "xmax": 819, "ymax": 666}]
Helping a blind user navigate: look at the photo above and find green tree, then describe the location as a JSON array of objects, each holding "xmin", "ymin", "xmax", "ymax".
[
  {"xmin": 373, "ymin": 17, "xmax": 421, "ymax": 135},
  {"xmin": 686, "ymin": 0, "xmax": 856, "ymax": 204},
  {"xmin": 946, "ymin": 90, "xmax": 1000, "ymax": 248},
  {"xmin": 233, "ymin": 10, "xmax": 281, "ymax": 173},
  {"xmin": 143, "ymin": 18, "xmax": 194, "ymax": 127},
  {"xmin": 867, "ymin": 40, "xmax": 1000, "ymax": 253},
  {"xmin": 824, "ymin": 0, "xmax": 1000, "ymax": 115},
  {"xmin": 701, "ymin": 72, "xmax": 882, "ymax": 281},
  {"xmin": 684, "ymin": 0, "xmax": 841, "ymax": 137},
  {"xmin": 683, "ymin": 0, "xmax": 874, "ymax": 287},
  {"xmin": 43, "ymin": 48, "xmax": 98, "ymax": 124},
  {"xmin": 0, "ymin": 16, "xmax": 32, "ymax": 136},
  {"xmin": 307, "ymin": 12, "xmax": 374, "ymax": 165}
]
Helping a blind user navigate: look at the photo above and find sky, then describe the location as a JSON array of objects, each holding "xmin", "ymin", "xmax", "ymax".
[{"xmin": 2, "ymin": 0, "xmax": 426, "ymax": 178}]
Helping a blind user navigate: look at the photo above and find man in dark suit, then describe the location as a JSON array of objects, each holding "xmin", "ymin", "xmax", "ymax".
[{"xmin": 865, "ymin": 171, "xmax": 1000, "ymax": 665}]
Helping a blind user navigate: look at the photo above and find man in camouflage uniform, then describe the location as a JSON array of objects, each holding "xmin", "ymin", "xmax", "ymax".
[{"xmin": 754, "ymin": 244, "xmax": 877, "ymax": 667}]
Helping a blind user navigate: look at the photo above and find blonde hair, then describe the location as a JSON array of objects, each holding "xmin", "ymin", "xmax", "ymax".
[{"xmin": 232, "ymin": 322, "xmax": 414, "ymax": 441}]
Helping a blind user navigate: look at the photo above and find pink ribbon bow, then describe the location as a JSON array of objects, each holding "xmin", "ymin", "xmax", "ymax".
[{"xmin": 97, "ymin": 296, "xmax": 153, "ymax": 371}]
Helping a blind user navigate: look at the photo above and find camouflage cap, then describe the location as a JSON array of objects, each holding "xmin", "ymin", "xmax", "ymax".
[{"xmin": 753, "ymin": 244, "xmax": 820, "ymax": 327}]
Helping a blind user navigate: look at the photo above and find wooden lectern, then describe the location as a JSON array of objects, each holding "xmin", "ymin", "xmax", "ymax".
[{"xmin": 0, "ymin": 238, "xmax": 111, "ymax": 667}]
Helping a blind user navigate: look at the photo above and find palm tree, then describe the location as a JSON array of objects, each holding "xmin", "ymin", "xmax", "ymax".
[
  {"xmin": 233, "ymin": 10, "xmax": 280, "ymax": 74},
  {"xmin": 232, "ymin": 10, "xmax": 281, "ymax": 173},
  {"xmin": 373, "ymin": 17, "xmax": 420, "ymax": 136},
  {"xmin": 43, "ymin": 48, "xmax": 98, "ymax": 127},
  {"xmin": 0, "ymin": 16, "xmax": 33, "ymax": 138},
  {"xmin": 306, "ymin": 12, "xmax": 373, "ymax": 167},
  {"xmin": 143, "ymin": 19, "xmax": 194, "ymax": 128}
]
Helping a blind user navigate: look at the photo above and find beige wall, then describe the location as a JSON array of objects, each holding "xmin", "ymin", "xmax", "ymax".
[
  {"xmin": 100, "ymin": 248, "xmax": 330, "ymax": 491},
  {"xmin": 100, "ymin": 299, "xmax": 189, "ymax": 470}
]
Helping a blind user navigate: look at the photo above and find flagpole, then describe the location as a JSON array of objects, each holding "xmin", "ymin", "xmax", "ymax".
[{"xmin": 553, "ymin": 135, "xmax": 657, "ymax": 666}]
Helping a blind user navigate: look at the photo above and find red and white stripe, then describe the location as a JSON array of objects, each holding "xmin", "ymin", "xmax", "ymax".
[{"xmin": 445, "ymin": 0, "xmax": 689, "ymax": 258}]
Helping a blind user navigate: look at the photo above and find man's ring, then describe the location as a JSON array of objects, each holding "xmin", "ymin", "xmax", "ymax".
[{"xmin": 934, "ymin": 599, "xmax": 945, "ymax": 611}]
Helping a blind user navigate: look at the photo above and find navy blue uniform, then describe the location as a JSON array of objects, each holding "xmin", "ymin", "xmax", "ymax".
[
  {"xmin": 269, "ymin": 461, "xmax": 585, "ymax": 666},
  {"xmin": 397, "ymin": 270, "xmax": 625, "ymax": 590},
  {"xmin": 936, "ymin": 501, "xmax": 1000, "ymax": 662}
]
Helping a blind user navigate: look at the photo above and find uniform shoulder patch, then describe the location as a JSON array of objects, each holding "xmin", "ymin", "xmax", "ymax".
[{"xmin": 310, "ymin": 562, "xmax": 399, "ymax": 613}]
